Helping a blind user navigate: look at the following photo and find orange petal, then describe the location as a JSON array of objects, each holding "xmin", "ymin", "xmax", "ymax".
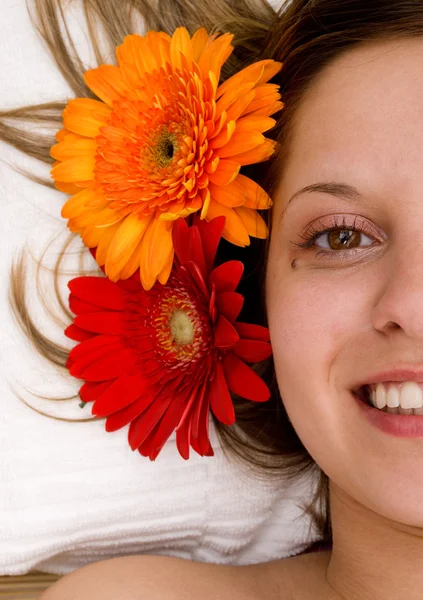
[
  {"xmin": 61, "ymin": 189, "xmax": 99, "ymax": 219},
  {"xmin": 197, "ymin": 33, "xmax": 234, "ymax": 84},
  {"xmin": 208, "ymin": 121, "xmax": 236, "ymax": 149},
  {"xmin": 116, "ymin": 33, "xmax": 160, "ymax": 78},
  {"xmin": 69, "ymin": 206, "xmax": 122, "ymax": 231},
  {"xmin": 50, "ymin": 138, "xmax": 97, "ymax": 161},
  {"xmin": 154, "ymin": 32, "xmax": 172, "ymax": 68},
  {"xmin": 240, "ymin": 86, "xmax": 281, "ymax": 116},
  {"xmin": 234, "ymin": 206, "xmax": 268, "ymax": 239},
  {"xmin": 159, "ymin": 203, "xmax": 200, "ymax": 221},
  {"xmin": 216, "ymin": 60, "xmax": 282, "ymax": 99},
  {"xmin": 216, "ymin": 62, "xmax": 265, "ymax": 99},
  {"xmin": 63, "ymin": 98, "xmax": 112, "ymax": 138},
  {"xmin": 84, "ymin": 65, "xmax": 129, "ymax": 107},
  {"xmin": 235, "ymin": 115, "xmax": 276, "ymax": 134},
  {"xmin": 225, "ymin": 90, "xmax": 256, "ymax": 122},
  {"xmin": 84, "ymin": 190, "xmax": 109, "ymax": 208},
  {"xmin": 81, "ymin": 225, "xmax": 104, "ymax": 248},
  {"xmin": 54, "ymin": 180, "xmax": 81, "ymax": 194},
  {"xmin": 209, "ymin": 179, "xmax": 245, "ymax": 208},
  {"xmin": 157, "ymin": 247, "xmax": 175, "ymax": 285},
  {"xmin": 204, "ymin": 155, "xmax": 220, "ymax": 174},
  {"xmin": 256, "ymin": 60, "xmax": 283, "ymax": 85},
  {"xmin": 235, "ymin": 174, "xmax": 272, "ymax": 210},
  {"xmin": 246, "ymin": 100, "xmax": 285, "ymax": 118},
  {"xmin": 139, "ymin": 218, "xmax": 174, "ymax": 290},
  {"xmin": 215, "ymin": 131, "xmax": 264, "ymax": 159},
  {"xmin": 95, "ymin": 222, "xmax": 122, "ymax": 267},
  {"xmin": 208, "ymin": 159, "xmax": 240, "ymax": 185},
  {"xmin": 51, "ymin": 155, "xmax": 95, "ymax": 182},
  {"xmin": 200, "ymin": 187, "xmax": 211, "ymax": 219},
  {"xmin": 170, "ymin": 27, "xmax": 193, "ymax": 70},
  {"xmin": 228, "ymin": 138, "xmax": 277, "ymax": 166},
  {"xmin": 206, "ymin": 200, "xmax": 250, "ymax": 247},
  {"xmin": 118, "ymin": 237, "xmax": 144, "ymax": 280},
  {"xmin": 105, "ymin": 213, "xmax": 153, "ymax": 279},
  {"xmin": 191, "ymin": 28, "xmax": 209, "ymax": 62},
  {"xmin": 55, "ymin": 129, "xmax": 81, "ymax": 143},
  {"xmin": 215, "ymin": 81, "xmax": 256, "ymax": 121}
]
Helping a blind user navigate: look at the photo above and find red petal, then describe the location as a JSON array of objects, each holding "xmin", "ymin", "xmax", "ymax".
[
  {"xmin": 69, "ymin": 276, "xmax": 125, "ymax": 310},
  {"xmin": 214, "ymin": 314, "xmax": 240, "ymax": 349},
  {"xmin": 79, "ymin": 380, "xmax": 111, "ymax": 402},
  {"xmin": 185, "ymin": 262, "xmax": 209, "ymax": 301},
  {"xmin": 191, "ymin": 386, "xmax": 214, "ymax": 456},
  {"xmin": 128, "ymin": 394, "xmax": 173, "ymax": 450},
  {"xmin": 196, "ymin": 216, "xmax": 225, "ymax": 272},
  {"xmin": 215, "ymin": 291, "xmax": 243, "ymax": 322},
  {"xmin": 209, "ymin": 360, "xmax": 236, "ymax": 425},
  {"xmin": 222, "ymin": 353, "xmax": 270, "ymax": 402},
  {"xmin": 233, "ymin": 339, "xmax": 272, "ymax": 362},
  {"xmin": 176, "ymin": 416, "xmax": 191, "ymax": 460},
  {"xmin": 209, "ymin": 283, "xmax": 217, "ymax": 323},
  {"xmin": 234, "ymin": 322, "xmax": 270, "ymax": 342},
  {"xmin": 76, "ymin": 348, "xmax": 136, "ymax": 381},
  {"xmin": 209, "ymin": 261, "xmax": 243, "ymax": 293},
  {"xmin": 69, "ymin": 338, "xmax": 123, "ymax": 376},
  {"xmin": 187, "ymin": 226, "xmax": 207, "ymax": 279},
  {"xmin": 138, "ymin": 392, "xmax": 187, "ymax": 460},
  {"xmin": 105, "ymin": 391, "xmax": 158, "ymax": 431},
  {"xmin": 69, "ymin": 294, "xmax": 101, "ymax": 315},
  {"xmin": 172, "ymin": 218, "xmax": 190, "ymax": 265},
  {"xmin": 118, "ymin": 278, "xmax": 142, "ymax": 294},
  {"xmin": 69, "ymin": 334, "xmax": 118, "ymax": 361},
  {"xmin": 74, "ymin": 312, "xmax": 125, "ymax": 334},
  {"xmin": 92, "ymin": 372, "xmax": 153, "ymax": 416},
  {"xmin": 175, "ymin": 381, "xmax": 203, "ymax": 459},
  {"xmin": 65, "ymin": 324, "xmax": 96, "ymax": 342},
  {"xmin": 189, "ymin": 377, "xmax": 208, "ymax": 440}
]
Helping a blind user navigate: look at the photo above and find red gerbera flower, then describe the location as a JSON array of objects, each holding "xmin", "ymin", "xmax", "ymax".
[{"xmin": 65, "ymin": 216, "xmax": 272, "ymax": 460}]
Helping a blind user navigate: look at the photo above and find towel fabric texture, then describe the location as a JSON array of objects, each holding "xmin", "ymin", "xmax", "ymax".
[{"xmin": 0, "ymin": 0, "xmax": 321, "ymax": 576}]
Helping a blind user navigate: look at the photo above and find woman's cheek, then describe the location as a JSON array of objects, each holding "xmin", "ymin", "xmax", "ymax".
[{"xmin": 267, "ymin": 274, "xmax": 367, "ymax": 457}]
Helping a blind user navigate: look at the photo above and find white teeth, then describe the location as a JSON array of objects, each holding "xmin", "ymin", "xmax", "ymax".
[
  {"xmin": 386, "ymin": 386, "xmax": 400, "ymax": 408},
  {"xmin": 368, "ymin": 382, "xmax": 423, "ymax": 413}
]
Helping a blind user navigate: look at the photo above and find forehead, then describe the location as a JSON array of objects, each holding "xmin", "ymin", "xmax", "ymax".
[{"xmin": 281, "ymin": 38, "xmax": 423, "ymax": 204}]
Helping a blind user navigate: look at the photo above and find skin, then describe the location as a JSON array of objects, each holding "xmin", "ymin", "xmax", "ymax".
[
  {"xmin": 265, "ymin": 36, "xmax": 423, "ymax": 599},
  {"xmin": 41, "ymin": 36, "xmax": 423, "ymax": 599}
]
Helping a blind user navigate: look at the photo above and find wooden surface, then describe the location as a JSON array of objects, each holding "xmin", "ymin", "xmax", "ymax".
[{"xmin": 0, "ymin": 572, "xmax": 61, "ymax": 599}]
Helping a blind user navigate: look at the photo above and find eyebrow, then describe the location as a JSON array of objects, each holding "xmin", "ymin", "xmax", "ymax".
[{"xmin": 281, "ymin": 182, "xmax": 363, "ymax": 217}]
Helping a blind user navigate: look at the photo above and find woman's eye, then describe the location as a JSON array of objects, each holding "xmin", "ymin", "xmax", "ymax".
[
  {"xmin": 314, "ymin": 228, "xmax": 374, "ymax": 250},
  {"xmin": 292, "ymin": 216, "xmax": 379, "ymax": 258}
]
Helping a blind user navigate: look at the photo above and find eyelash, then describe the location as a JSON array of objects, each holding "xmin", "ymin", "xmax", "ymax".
[{"xmin": 292, "ymin": 215, "xmax": 376, "ymax": 258}]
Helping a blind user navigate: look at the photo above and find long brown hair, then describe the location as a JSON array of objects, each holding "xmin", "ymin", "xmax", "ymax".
[{"xmin": 4, "ymin": 0, "xmax": 422, "ymax": 545}]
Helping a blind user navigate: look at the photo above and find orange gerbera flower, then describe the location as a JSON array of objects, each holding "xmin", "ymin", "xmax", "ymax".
[{"xmin": 51, "ymin": 27, "xmax": 283, "ymax": 290}]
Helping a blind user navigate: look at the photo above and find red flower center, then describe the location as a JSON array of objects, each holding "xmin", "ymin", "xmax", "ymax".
[{"xmin": 124, "ymin": 267, "xmax": 214, "ymax": 371}]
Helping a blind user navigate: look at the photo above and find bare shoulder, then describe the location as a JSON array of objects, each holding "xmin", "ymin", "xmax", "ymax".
[
  {"xmin": 250, "ymin": 550, "xmax": 333, "ymax": 600},
  {"xmin": 39, "ymin": 554, "xmax": 270, "ymax": 600}
]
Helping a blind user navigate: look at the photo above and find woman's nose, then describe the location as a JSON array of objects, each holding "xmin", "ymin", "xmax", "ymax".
[{"xmin": 371, "ymin": 233, "xmax": 423, "ymax": 339}]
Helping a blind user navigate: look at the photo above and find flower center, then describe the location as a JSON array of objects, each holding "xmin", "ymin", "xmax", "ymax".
[
  {"xmin": 151, "ymin": 273, "xmax": 212, "ymax": 366},
  {"xmin": 152, "ymin": 127, "xmax": 179, "ymax": 168},
  {"xmin": 169, "ymin": 309, "xmax": 194, "ymax": 345}
]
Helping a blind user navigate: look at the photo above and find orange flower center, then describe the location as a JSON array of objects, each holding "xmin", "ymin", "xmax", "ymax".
[
  {"xmin": 93, "ymin": 64, "xmax": 214, "ymax": 220},
  {"xmin": 149, "ymin": 126, "xmax": 179, "ymax": 169}
]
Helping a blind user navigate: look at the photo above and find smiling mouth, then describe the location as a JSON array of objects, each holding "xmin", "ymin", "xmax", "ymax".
[
  {"xmin": 352, "ymin": 386, "xmax": 423, "ymax": 416},
  {"xmin": 353, "ymin": 385, "xmax": 371, "ymax": 405}
]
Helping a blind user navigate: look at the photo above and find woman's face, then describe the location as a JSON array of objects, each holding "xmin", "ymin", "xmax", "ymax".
[{"xmin": 266, "ymin": 38, "xmax": 423, "ymax": 524}]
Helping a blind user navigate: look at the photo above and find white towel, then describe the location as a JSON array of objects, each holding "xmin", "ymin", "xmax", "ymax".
[{"xmin": 0, "ymin": 0, "xmax": 321, "ymax": 576}]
